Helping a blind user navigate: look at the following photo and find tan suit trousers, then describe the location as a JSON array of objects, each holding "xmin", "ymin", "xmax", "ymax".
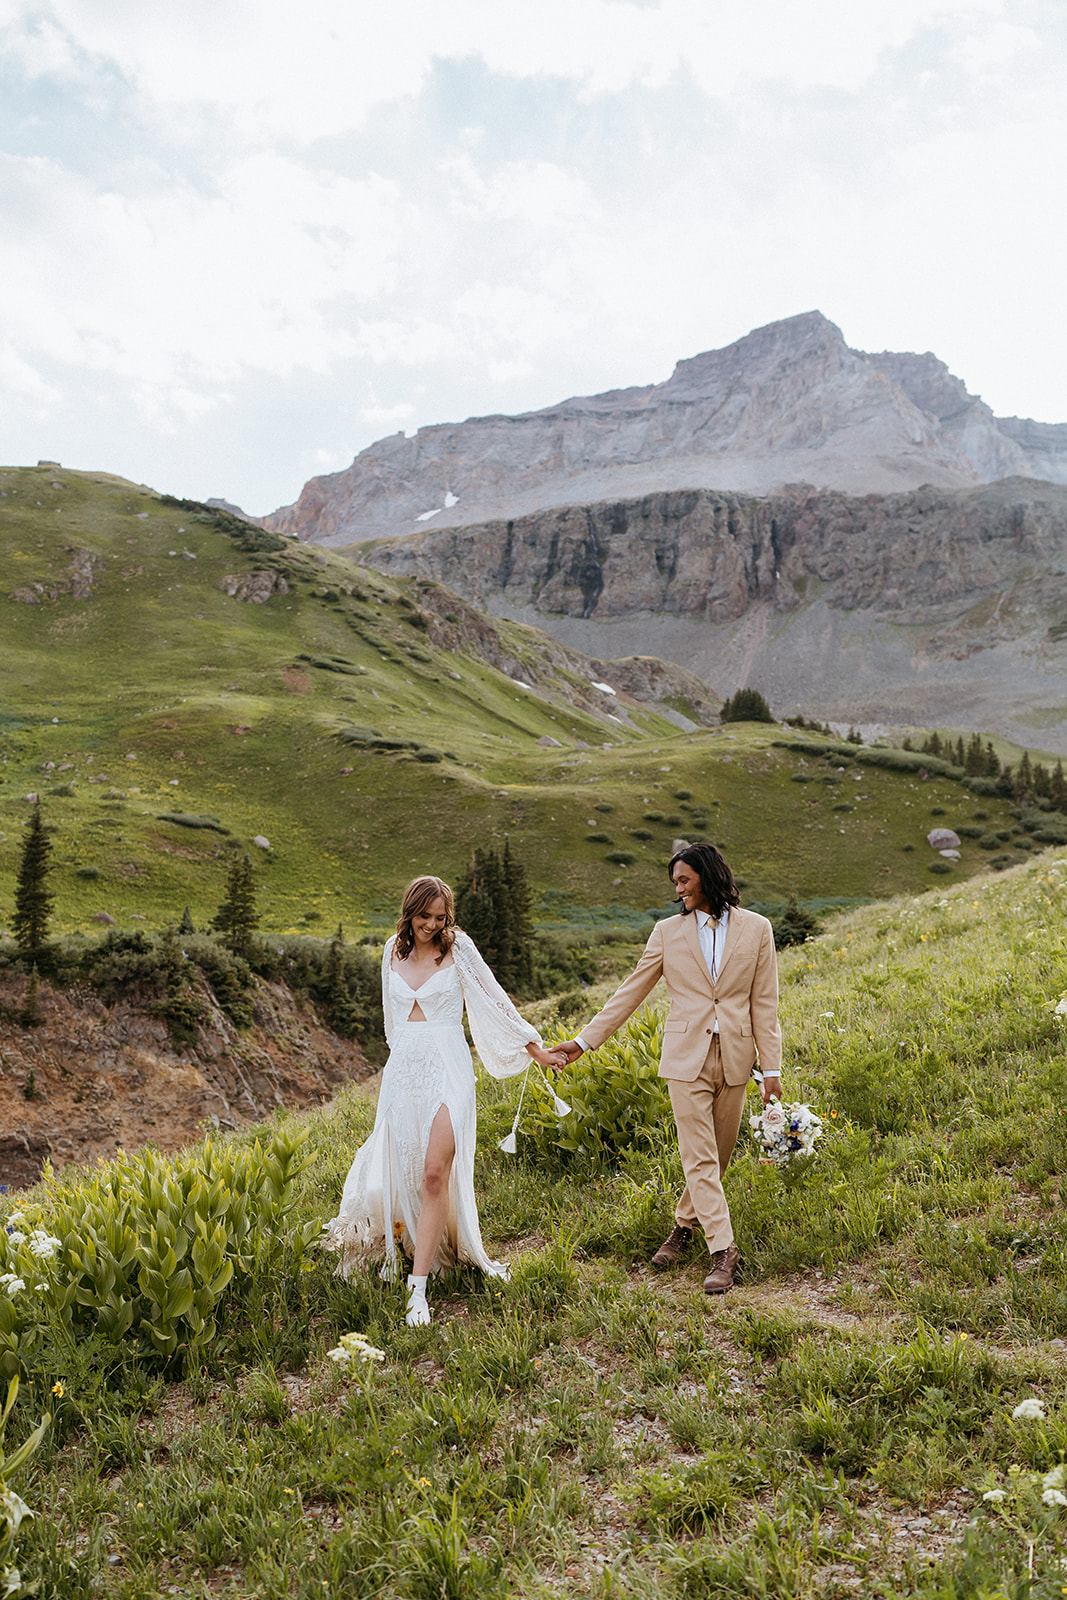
[{"xmin": 667, "ymin": 1035, "xmax": 748, "ymax": 1254}]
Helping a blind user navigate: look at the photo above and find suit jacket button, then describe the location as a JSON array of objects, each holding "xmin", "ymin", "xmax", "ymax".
[{"xmin": 706, "ymin": 1027, "xmax": 712, "ymax": 1034}]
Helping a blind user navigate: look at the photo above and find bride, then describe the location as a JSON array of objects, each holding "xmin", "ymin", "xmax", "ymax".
[{"xmin": 322, "ymin": 875, "xmax": 563, "ymax": 1327}]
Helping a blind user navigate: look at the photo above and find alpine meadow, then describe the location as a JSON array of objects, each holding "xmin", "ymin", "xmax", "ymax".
[{"xmin": 2, "ymin": 463, "xmax": 1067, "ymax": 1599}]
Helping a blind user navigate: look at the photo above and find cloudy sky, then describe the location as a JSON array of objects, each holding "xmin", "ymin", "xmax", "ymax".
[{"xmin": 1, "ymin": 1, "xmax": 1064, "ymax": 515}]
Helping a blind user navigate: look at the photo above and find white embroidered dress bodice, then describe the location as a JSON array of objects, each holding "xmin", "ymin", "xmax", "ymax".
[{"xmin": 323, "ymin": 929, "xmax": 540, "ymax": 1281}]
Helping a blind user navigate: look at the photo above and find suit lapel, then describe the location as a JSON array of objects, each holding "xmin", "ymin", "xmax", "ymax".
[
  {"xmin": 680, "ymin": 910, "xmax": 715, "ymax": 993},
  {"xmin": 715, "ymin": 907, "xmax": 742, "ymax": 985}
]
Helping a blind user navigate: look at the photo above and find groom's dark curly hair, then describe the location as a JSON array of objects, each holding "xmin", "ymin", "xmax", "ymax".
[{"xmin": 667, "ymin": 843, "xmax": 740, "ymax": 920}]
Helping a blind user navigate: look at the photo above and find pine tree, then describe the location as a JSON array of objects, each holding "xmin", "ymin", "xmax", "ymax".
[
  {"xmin": 1051, "ymin": 759, "xmax": 1066, "ymax": 813},
  {"xmin": 212, "ymin": 854, "xmax": 259, "ymax": 957},
  {"xmin": 954, "ymin": 736, "xmax": 965, "ymax": 769},
  {"xmin": 1033, "ymin": 761, "xmax": 1051, "ymax": 799},
  {"xmin": 178, "ymin": 905, "xmax": 195, "ymax": 935},
  {"xmin": 1016, "ymin": 750, "xmax": 1034, "ymax": 800},
  {"xmin": 927, "ymin": 731, "xmax": 943, "ymax": 759},
  {"xmin": 498, "ymin": 838, "xmax": 534, "ymax": 995},
  {"xmin": 19, "ymin": 965, "xmax": 43, "ymax": 1027},
  {"xmin": 965, "ymin": 732, "xmax": 985, "ymax": 776},
  {"xmin": 12, "ymin": 804, "xmax": 54, "ymax": 956},
  {"xmin": 720, "ymin": 687, "xmax": 774, "ymax": 724},
  {"xmin": 455, "ymin": 847, "xmax": 506, "ymax": 969},
  {"xmin": 772, "ymin": 894, "xmax": 821, "ymax": 949},
  {"xmin": 985, "ymin": 741, "xmax": 1000, "ymax": 777}
]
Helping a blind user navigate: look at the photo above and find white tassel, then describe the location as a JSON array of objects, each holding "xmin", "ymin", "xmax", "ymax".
[
  {"xmin": 499, "ymin": 1062, "xmax": 530, "ymax": 1155},
  {"xmin": 537, "ymin": 1062, "xmax": 571, "ymax": 1117}
]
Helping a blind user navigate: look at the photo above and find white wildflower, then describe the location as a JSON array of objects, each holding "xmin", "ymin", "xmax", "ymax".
[
  {"xmin": 6, "ymin": 1213, "xmax": 26, "ymax": 1228},
  {"xmin": 1044, "ymin": 1464, "xmax": 1066, "ymax": 1492},
  {"xmin": 0, "ymin": 1275, "xmax": 25, "ymax": 1296},
  {"xmin": 1012, "ymin": 1397, "xmax": 1047, "ymax": 1420},
  {"xmin": 982, "ymin": 1488, "xmax": 1007, "ymax": 1502},
  {"xmin": 2, "ymin": 1566, "xmax": 23, "ymax": 1598},
  {"xmin": 819, "ymin": 1011, "xmax": 834, "ymax": 1018},
  {"xmin": 27, "ymin": 1230, "xmax": 61, "ymax": 1260},
  {"xmin": 5, "ymin": 1232, "xmax": 25, "ymax": 1247},
  {"xmin": 1043, "ymin": 1489, "xmax": 1067, "ymax": 1508},
  {"xmin": 326, "ymin": 1331, "xmax": 386, "ymax": 1365},
  {"xmin": 1056, "ymin": 998, "xmax": 1067, "ymax": 1017}
]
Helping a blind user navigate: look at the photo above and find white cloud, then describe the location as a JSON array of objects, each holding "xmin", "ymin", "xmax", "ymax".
[{"xmin": 0, "ymin": 0, "xmax": 1065, "ymax": 508}]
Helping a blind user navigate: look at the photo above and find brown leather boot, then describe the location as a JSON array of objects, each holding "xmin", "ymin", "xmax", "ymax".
[
  {"xmin": 650, "ymin": 1224, "xmax": 693, "ymax": 1269},
  {"xmin": 703, "ymin": 1243, "xmax": 740, "ymax": 1295}
]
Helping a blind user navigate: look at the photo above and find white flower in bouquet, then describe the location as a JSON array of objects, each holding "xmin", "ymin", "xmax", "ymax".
[
  {"xmin": 750, "ymin": 1095, "xmax": 825, "ymax": 1167},
  {"xmin": 760, "ymin": 1101, "xmax": 788, "ymax": 1138}
]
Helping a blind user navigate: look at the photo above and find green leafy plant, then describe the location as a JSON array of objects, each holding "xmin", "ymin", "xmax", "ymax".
[
  {"xmin": 32, "ymin": 1129, "xmax": 315, "ymax": 1368},
  {"xmin": 0, "ymin": 1376, "xmax": 50, "ymax": 1599},
  {"xmin": 521, "ymin": 1009, "xmax": 670, "ymax": 1167}
]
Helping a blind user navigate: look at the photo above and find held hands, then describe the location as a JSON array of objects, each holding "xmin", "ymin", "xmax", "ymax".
[
  {"xmin": 759, "ymin": 1075, "xmax": 783, "ymax": 1107},
  {"xmin": 550, "ymin": 1039, "xmax": 584, "ymax": 1072},
  {"xmin": 530, "ymin": 1042, "xmax": 573, "ymax": 1072}
]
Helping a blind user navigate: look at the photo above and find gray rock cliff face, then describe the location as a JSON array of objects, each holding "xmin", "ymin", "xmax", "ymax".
[
  {"xmin": 365, "ymin": 478, "xmax": 1067, "ymax": 632},
  {"xmin": 266, "ymin": 312, "xmax": 1067, "ymax": 545},
  {"xmin": 363, "ymin": 478, "xmax": 1067, "ymax": 753}
]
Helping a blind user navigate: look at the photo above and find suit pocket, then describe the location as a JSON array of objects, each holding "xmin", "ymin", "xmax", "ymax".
[
  {"xmin": 664, "ymin": 1018, "xmax": 689, "ymax": 1034},
  {"xmin": 739, "ymin": 1023, "xmax": 752, "ymax": 1037}
]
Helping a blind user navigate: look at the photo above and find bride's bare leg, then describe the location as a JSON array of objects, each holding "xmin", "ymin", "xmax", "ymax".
[{"xmin": 412, "ymin": 1105, "xmax": 456, "ymax": 1277}]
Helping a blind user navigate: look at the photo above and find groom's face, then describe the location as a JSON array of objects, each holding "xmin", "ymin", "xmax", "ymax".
[{"xmin": 671, "ymin": 861, "xmax": 710, "ymax": 914}]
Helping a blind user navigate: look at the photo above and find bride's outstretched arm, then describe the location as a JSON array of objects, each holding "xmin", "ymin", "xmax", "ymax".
[{"xmin": 453, "ymin": 929, "xmax": 542, "ymax": 1079}]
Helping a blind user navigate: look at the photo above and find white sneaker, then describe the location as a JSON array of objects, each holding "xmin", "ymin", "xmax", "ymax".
[{"xmin": 405, "ymin": 1278, "xmax": 430, "ymax": 1327}]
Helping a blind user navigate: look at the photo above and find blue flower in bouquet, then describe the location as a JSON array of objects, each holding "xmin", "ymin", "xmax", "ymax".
[{"xmin": 750, "ymin": 1096, "xmax": 825, "ymax": 1167}]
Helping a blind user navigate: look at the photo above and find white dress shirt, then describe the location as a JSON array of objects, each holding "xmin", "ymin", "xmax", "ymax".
[{"xmin": 694, "ymin": 906, "xmax": 728, "ymax": 1030}]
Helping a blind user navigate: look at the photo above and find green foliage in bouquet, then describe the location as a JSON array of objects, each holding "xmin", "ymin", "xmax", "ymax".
[{"xmin": 522, "ymin": 1009, "xmax": 671, "ymax": 1168}]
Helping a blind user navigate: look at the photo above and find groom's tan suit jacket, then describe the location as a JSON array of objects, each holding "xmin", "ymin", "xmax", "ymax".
[{"xmin": 580, "ymin": 905, "xmax": 782, "ymax": 1084}]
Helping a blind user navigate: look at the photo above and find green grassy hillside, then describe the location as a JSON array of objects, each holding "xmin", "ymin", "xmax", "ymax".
[
  {"xmin": 4, "ymin": 852, "xmax": 1067, "ymax": 1597},
  {"xmin": 0, "ymin": 464, "xmax": 1047, "ymax": 936}
]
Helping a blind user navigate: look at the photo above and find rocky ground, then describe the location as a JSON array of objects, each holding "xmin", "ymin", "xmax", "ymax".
[{"xmin": 0, "ymin": 971, "xmax": 372, "ymax": 1189}]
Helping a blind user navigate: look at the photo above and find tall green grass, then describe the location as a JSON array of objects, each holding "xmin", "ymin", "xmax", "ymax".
[{"xmin": 2, "ymin": 849, "xmax": 1067, "ymax": 1594}]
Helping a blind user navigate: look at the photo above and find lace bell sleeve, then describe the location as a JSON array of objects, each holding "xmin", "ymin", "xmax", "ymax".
[
  {"xmin": 381, "ymin": 936, "xmax": 398, "ymax": 1050},
  {"xmin": 452, "ymin": 929, "xmax": 540, "ymax": 1079}
]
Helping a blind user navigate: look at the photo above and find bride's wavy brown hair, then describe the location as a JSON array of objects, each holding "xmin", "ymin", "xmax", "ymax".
[{"xmin": 394, "ymin": 876, "xmax": 456, "ymax": 963}]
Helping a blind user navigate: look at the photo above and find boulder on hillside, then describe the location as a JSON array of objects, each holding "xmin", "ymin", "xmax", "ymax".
[
  {"xmin": 927, "ymin": 828, "xmax": 961, "ymax": 850},
  {"xmin": 219, "ymin": 570, "xmax": 290, "ymax": 603}
]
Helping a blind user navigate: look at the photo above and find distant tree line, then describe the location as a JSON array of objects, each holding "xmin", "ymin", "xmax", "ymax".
[
  {"xmin": 2, "ymin": 808, "xmax": 382, "ymax": 1048},
  {"xmin": 905, "ymin": 731, "xmax": 1066, "ymax": 810}
]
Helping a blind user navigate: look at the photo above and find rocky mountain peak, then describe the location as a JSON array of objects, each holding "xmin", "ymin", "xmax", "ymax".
[{"xmin": 265, "ymin": 312, "xmax": 1067, "ymax": 547}]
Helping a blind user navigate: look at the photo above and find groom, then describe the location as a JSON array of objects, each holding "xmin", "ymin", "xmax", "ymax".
[{"xmin": 556, "ymin": 842, "xmax": 782, "ymax": 1295}]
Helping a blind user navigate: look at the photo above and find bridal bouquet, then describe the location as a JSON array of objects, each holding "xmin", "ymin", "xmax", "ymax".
[{"xmin": 749, "ymin": 1096, "xmax": 824, "ymax": 1166}]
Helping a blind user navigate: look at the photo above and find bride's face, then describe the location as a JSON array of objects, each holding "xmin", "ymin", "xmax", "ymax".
[{"xmin": 411, "ymin": 894, "xmax": 448, "ymax": 948}]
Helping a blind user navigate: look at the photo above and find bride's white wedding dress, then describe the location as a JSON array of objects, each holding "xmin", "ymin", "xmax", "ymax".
[{"xmin": 322, "ymin": 929, "xmax": 539, "ymax": 1281}]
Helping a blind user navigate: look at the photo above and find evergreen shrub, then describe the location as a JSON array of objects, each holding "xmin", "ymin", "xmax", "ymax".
[
  {"xmin": 157, "ymin": 812, "xmax": 231, "ymax": 834},
  {"xmin": 586, "ymin": 832, "xmax": 613, "ymax": 844},
  {"xmin": 606, "ymin": 851, "xmax": 637, "ymax": 866}
]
